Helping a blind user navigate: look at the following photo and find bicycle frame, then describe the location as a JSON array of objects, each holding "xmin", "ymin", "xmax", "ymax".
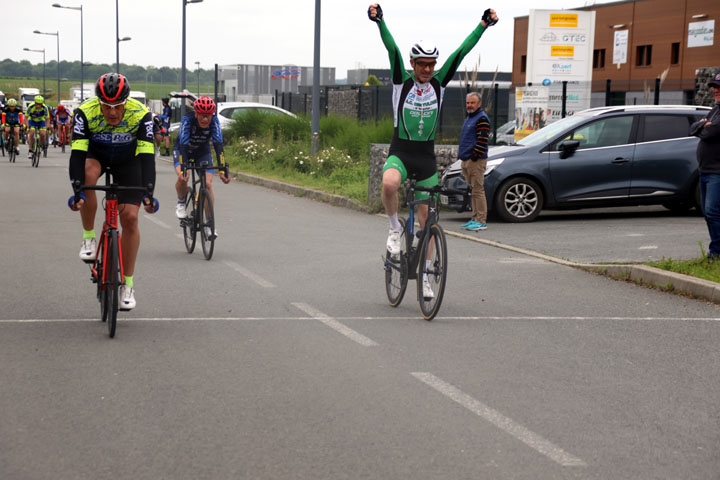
[
  {"xmin": 90, "ymin": 174, "xmax": 125, "ymax": 292},
  {"xmin": 404, "ymin": 184, "xmax": 440, "ymax": 278}
]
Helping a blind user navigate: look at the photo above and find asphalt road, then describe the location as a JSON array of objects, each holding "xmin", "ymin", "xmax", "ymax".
[{"xmin": 1, "ymin": 146, "xmax": 720, "ymax": 479}]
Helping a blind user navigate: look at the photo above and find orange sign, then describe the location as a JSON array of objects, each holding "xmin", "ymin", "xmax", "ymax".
[
  {"xmin": 551, "ymin": 45, "xmax": 575, "ymax": 57},
  {"xmin": 549, "ymin": 13, "xmax": 578, "ymax": 27}
]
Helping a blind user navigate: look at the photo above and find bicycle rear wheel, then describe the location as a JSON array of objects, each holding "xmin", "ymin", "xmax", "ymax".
[
  {"xmin": 182, "ymin": 191, "xmax": 197, "ymax": 253},
  {"xmin": 417, "ymin": 223, "xmax": 448, "ymax": 321},
  {"xmin": 106, "ymin": 230, "xmax": 121, "ymax": 338},
  {"xmin": 32, "ymin": 139, "xmax": 40, "ymax": 168},
  {"xmin": 385, "ymin": 218, "xmax": 409, "ymax": 307},
  {"xmin": 199, "ymin": 188, "xmax": 215, "ymax": 260}
]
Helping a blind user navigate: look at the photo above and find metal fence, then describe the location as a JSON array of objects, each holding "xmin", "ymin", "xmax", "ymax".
[{"xmin": 275, "ymin": 85, "xmax": 511, "ymax": 141}]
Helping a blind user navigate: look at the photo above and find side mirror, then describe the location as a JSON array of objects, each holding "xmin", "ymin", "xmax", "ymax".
[{"xmin": 558, "ymin": 139, "xmax": 580, "ymax": 159}]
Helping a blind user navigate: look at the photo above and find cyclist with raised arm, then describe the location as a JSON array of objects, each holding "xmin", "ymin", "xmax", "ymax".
[
  {"xmin": 26, "ymin": 95, "xmax": 50, "ymax": 158},
  {"xmin": 173, "ymin": 96, "xmax": 230, "ymax": 237},
  {"xmin": 69, "ymin": 73, "xmax": 157, "ymax": 310},
  {"xmin": 2, "ymin": 99, "xmax": 23, "ymax": 155},
  {"xmin": 368, "ymin": 3, "xmax": 498, "ymax": 297}
]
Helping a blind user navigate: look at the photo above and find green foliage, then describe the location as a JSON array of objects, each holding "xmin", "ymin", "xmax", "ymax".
[
  {"xmin": 365, "ymin": 74, "xmax": 383, "ymax": 86},
  {"xmin": 647, "ymin": 245, "xmax": 720, "ymax": 283},
  {"xmin": 224, "ymin": 112, "xmax": 393, "ymax": 204}
]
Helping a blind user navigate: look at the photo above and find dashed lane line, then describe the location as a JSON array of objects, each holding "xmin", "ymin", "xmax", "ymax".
[
  {"xmin": 412, "ymin": 372, "xmax": 587, "ymax": 467},
  {"xmin": 223, "ymin": 260, "xmax": 276, "ymax": 288},
  {"xmin": 292, "ymin": 302, "xmax": 379, "ymax": 346}
]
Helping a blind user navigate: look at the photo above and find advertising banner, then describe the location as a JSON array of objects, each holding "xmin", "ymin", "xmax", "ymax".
[
  {"xmin": 613, "ymin": 30, "xmax": 628, "ymax": 65},
  {"xmin": 526, "ymin": 10, "xmax": 596, "ymax": 85},
  {"xmin": 514, "ymin": 86, "xmax": 549, "ymax": 141}
]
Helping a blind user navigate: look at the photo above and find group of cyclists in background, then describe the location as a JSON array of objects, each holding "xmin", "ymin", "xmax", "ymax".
[{"xmin": 1, "ymin": 95, "xmax": 73, "ymax": 158}]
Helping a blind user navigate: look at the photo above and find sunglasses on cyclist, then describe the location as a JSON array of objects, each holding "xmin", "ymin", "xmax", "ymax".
[{"xmin": 99, "ymin": 100, "xmax": 127, "ymax": 109}]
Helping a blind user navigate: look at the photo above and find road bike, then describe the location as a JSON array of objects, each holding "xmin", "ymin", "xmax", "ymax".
[
  {"xmin": 69, "ymin": 171, "xmax": 157, "ymax": 338},
  {"xmin": 28, "ymin": 126, "xmax": 42, "ymax": 168},
  {"xmin": 0, "ymin": 132, "xmax": 5, "ymax": 158},
  {"xmin": 58, "ymin": 122, "xmax": 70, "ymax": 153},
  {"xmin": 5, "ymin": 130, "xmax": 17, "ymax": 163},
  {"xmin": 384, "ymin": 182, "xmax": 459, "ymax": 321},
  {"xmin": 179, "ymin": 159, "xmax": 218, "ymax": 260}
]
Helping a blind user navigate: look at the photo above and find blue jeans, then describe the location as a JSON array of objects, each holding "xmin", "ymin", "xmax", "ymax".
[{"xmin": 699, "ymin": 173, "xmax": 720, "ymax": 257}]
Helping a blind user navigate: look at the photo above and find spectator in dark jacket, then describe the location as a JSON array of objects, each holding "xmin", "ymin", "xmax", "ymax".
[
  {"xmin": 458, "ymin": 92, "xmax": 490, "ymax": 231},
  {"xmin": 692, "ymin": 73, "xmax": 720, "ymax": 258}
]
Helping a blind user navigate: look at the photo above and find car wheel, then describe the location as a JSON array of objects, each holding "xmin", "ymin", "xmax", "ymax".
[{"xmin": 495, "ymin": 177, "xmax": 543, "ymax": 222}]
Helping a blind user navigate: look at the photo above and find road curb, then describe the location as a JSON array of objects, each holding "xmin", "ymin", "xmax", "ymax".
[{"xmin": 445, "ymin": 229, "xmax": 720, "ymax": 305}]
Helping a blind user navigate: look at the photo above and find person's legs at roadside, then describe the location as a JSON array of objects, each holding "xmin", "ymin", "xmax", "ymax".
[
  {"xmin": 461, "ymin": 159, "xmax": 488, "ymax": 231},
  {"xmin": 700, "ymin": 173, "xmax": 720, "ymax": 259}
]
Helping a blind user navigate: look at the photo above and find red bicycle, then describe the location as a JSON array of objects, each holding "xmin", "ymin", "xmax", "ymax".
[
  {"xmin": 69, "ymin": 169, "xmax": 158, "ymax": 338},
  {"xmin": 58, "ymin": 122, "xmax": 70, "ymax": 153}
]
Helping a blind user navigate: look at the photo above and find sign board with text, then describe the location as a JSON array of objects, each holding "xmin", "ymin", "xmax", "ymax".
[{"xmin": 526, "ymin": 9, "xmax": 596, "ymax": 85}]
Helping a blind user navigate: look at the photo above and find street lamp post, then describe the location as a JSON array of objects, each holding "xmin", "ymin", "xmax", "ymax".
[
  {"xmin": 23, "ymin": 48, "xmax": 46, "ymax": 97},
  {"xmin": 195, "ymin": 61, "xmax": 200, "ymax": 96},
  {"xmin": 33, "ymin": 30, "xmax": 60, "ymax": 102},
  {"xmin": 52, "ymin": 3, "xmax": 83, "ymax": 100},
  {"xmin": 181, "ymin": 0, "xmax": 204, "ymax": 118},
  {"xmin": 116, "ymin": 0, "xmax": 132, "ymax": 73}
]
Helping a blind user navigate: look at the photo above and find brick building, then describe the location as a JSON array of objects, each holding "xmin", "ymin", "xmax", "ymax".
[{"xmin": 513, "ymin": 0, "xmax": 719, "ymax": 105}]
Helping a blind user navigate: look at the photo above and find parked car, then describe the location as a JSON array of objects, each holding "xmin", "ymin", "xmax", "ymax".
[
  {"xmin": 168, "ymin": 92, "xmax": 295, "ymax": 133},
  {"xmin": 439, "ymin": 105, "xmax": 711, "ymax": 222},
  {"xmin": 489, "ymin": 119, "xmax": 515, "ymax": 145}
]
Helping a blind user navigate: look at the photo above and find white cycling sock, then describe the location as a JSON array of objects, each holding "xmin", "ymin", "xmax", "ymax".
[{"xmin": 389, "ymin": 213, "xmax": 401, "ymax": 230}]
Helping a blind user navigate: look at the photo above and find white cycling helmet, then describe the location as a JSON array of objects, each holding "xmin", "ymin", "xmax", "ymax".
[{"xmin": 409, "ymin": 41, "xmax": 439, "ymax": 59}]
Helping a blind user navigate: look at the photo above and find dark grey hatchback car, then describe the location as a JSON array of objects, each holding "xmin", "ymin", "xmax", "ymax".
[{"xmin": 439, "ymin": 105, "xmax": 711, "ymax": 222}]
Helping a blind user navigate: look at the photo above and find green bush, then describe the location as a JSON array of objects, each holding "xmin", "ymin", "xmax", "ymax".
[{"xmin": 224, "ymin": 112, "xmax": 394, "ymax": 204}]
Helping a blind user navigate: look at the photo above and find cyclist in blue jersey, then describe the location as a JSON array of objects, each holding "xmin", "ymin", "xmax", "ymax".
[
  {"xmin": 173, "ymin": 96, "xmax": 230, "ymax": 236},
  {"xmin": 368, "ymin": 3, "xmax": 497, "ymax": 264}
]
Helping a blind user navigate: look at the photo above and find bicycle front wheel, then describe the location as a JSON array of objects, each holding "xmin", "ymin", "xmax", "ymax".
[
  {"xmin": 182, "ymin": 192, "xmax": 196, "ymax": 253},
  {"xmin": 95, "ymin": 237, "xmax": 107, "ymax": 322},
  {"xmin": 199, "ymin": 188, "xmax": 215, "ymax": 261},
  {"xmin": 417, "ymin": 223, "xmax": 448, "ymax": 321},
  {"xmin": 8, "ymin": 139, "xmax": 15, "ymax": 163},
  {"xmin": 106, "ymin": 230, "xmax": 121, "ymax": 338},
  {"xmin": 385, "ymin": 218, "xmax": 409, "ymax": 307}
]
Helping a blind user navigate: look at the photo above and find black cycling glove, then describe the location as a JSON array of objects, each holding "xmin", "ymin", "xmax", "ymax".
[
  {"xmin": 368, "ymin": 4, "xmax": 383, "ymax": 23},
  {"xmin": 482, "ymin": 8, "xmax": 498, "ymax": 27}
]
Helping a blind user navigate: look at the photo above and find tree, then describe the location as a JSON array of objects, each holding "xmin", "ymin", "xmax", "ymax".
[{"xmin": 364, "ymin": 74, "xmax": 382, "ymax": 86}]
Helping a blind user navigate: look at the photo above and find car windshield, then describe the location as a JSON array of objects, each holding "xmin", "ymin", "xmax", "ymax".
[{"xmin": 517, "ymin": 114, "xmax": 591, "ymax": 147}]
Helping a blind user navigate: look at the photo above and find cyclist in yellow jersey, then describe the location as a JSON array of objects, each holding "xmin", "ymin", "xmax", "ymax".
[
  {"xmin": 26, "ymin": 95, "xmax": 50, "ymax": 158},
  {"xmin": 69, "ymin": 73, "xmax": 157, "ymax": 310}
]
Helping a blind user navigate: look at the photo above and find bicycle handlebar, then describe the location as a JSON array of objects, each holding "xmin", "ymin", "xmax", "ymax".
[{"xmin": 68, "ymin": 180, "xmax": 157, "ymax": 212}]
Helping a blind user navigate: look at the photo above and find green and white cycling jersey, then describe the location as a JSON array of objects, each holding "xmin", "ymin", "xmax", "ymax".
[{"xmin": 376, "ymin": 18, "xmax": 487, "ymax": 160}]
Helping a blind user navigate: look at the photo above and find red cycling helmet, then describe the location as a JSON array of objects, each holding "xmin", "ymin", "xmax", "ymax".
[
  {"xmin": 56, "ymin": 104, "xmax": 66, "ymax": 111},
  {"xmin": 96, "ymin": 73, "xmax": 130, "ymax": 104},
  {"xmin": 194, "ymin": 96, "xmax": 216, "ymax": 115}
]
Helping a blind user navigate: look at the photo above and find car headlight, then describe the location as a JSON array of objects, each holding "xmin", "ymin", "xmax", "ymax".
[{"xmin": 485, "ymin": 157, "xmax": 504, "ymax": 176}]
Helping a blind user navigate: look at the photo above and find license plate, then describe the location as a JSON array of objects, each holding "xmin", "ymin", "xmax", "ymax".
[{"xmin": 439, "ymin": 194, "xmax": 449, "ymax": 205}]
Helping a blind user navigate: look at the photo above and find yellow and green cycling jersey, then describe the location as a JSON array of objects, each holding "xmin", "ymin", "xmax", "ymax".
[
  {"xmin": 26, "ymin": 103, "xmax": 50, "ymax": 125},
  {"xmin": 71, "ymin": 97, "xmax": 154, "ymax": 160}
]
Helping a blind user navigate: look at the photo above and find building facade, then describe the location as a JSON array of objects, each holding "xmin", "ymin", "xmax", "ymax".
[
  {"xmin": 218, "ymin": 64, "xmax": 335, "ymax": 103},
  {"xmin": 513, "ymin": 0, "xmax": 719, "ymax": 102}
]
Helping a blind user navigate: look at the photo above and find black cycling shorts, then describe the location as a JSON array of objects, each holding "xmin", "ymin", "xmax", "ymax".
[{"xmin": 87, "ymin": 147, "xmax": 144, "ymax": 205}]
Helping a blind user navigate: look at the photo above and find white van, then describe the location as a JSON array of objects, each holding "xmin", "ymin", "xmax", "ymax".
[{"xmin": 18, "ymin": 87, "xmax": 41, "ymax": 110}]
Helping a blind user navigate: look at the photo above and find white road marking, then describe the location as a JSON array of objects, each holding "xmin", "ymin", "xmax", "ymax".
[
  {"xmin": 223, "ymin": 260, "xmax": 276, "ymax": 288},
  {"xmin": 411, "ymin": 372, "xmax": 587, "ymax": 467},
  {"xmin": 292, "ymin": 302, "xmax": 378, "ymax": 346},
  {"xmin": 626, "ymin": 233, "xmax": 645, "ymax": 237},
  {"xmin": 498, "ymin": 258, "xmax": 547, "ymax": 264},
  {"xmin": 143, "ymin": 214, "xmax": 171, "ymax": 229},
  {"xmin": 638, "ymin": 245, "xmax": 658, "ymax": 250},
  {"xmin": 2, "ymin": 315, "xmax": 720, "ymax": 323}
]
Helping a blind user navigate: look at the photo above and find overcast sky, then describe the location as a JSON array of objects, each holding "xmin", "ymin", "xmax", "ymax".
[{"xmin": 5, "ymin": 0, "xmax": 616, "ymax": 78}]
